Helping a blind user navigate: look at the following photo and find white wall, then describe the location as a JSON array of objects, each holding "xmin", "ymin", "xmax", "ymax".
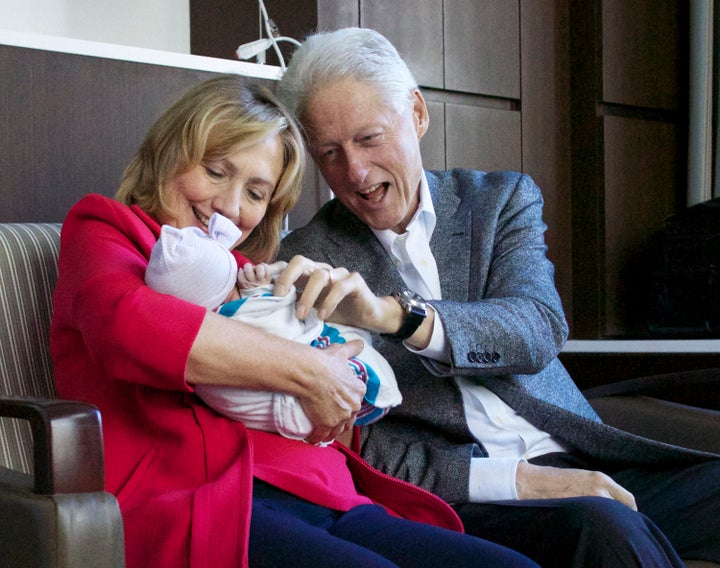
[{"xmin": 0, "ymin": 0, "xmax": 190, "ymax": 53}]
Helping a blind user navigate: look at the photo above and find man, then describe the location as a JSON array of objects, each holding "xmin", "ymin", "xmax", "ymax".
[{"xmin": 277, "ymin": 27, "xmax": 720, "ymax": 567}]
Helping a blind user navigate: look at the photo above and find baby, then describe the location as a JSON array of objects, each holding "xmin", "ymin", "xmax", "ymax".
[{"xmin": 145, "ymin": 213, "xmax": 401, "ymax": 441}]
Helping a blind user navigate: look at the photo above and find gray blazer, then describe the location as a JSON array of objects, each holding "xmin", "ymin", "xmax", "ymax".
[{"xmin": 279, "ymin": 169, "xmax": 714, "ymax": 504}]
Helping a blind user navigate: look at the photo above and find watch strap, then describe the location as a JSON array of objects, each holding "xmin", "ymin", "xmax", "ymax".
[{"xmin": 381, "ymin": 290, "xmax": 427, "ymax": 343}]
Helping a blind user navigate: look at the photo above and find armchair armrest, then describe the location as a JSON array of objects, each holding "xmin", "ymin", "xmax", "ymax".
[
  {"xmin": 0, "ymin": 396, "xmax": 125, "ymax": 568},
  {"xmin": 0, "ymin": 396, "xmax": 104, "ymax": 494},
  {"xmin": 588, "ymin": 395, "xmax": 720, "ymax": 454},
  {"xmin": 583, "ymin": 368, "xmax": 720, "ymax": 454},
  {"xmin": 583, "ymin": 367, "xmax": 720, "ymax": 410}
]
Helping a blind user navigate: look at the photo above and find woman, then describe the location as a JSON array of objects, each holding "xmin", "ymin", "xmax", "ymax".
[{"xmin": 50, "ymin": 76, "xmax": 538, "ymax": 568}]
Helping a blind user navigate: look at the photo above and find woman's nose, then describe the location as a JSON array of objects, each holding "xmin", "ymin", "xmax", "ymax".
[{"xmin": 214, "ymin": 187, "xmax": 242, "ymax": 222}]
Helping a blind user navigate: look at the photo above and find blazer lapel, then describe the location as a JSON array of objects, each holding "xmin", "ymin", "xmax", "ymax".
[
  {"xmin": 321, "ymin": 206, "xmax": 406, "ymax": 296},
  {"xmin": 427, "ymin": 171, "xmax": 472, "ymax": 302},
  {"xmin": 318, "ymin": 171, "xmax": 473, "ymax": 302}
]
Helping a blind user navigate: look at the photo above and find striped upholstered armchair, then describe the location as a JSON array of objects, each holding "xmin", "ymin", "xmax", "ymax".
[{"xmin": 0, "ymin": 223, "xmax": 125, "ymax": 568}]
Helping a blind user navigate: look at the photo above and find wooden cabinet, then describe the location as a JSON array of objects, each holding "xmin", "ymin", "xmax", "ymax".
[
  {"xmin": 361, "ymin": 0, "xmax": 444, "ymax": 89},
  {"xmin": 444, "ymin": 0, "xmax": 520, "ymax": 99},
  {"xmin": 570, "ymin": 0, "xmax": 687, "ymax": 338}
]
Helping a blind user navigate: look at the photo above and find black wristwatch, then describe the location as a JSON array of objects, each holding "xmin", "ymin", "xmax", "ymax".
[{"xmin": 381, "ymin": 290, "xmax": 428, "ymax": 343}]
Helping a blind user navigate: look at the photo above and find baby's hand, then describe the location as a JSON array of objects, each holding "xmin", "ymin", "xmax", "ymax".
[{"xmin": 237, "ymin": 261, "xmax": 288, "ymax": 290}]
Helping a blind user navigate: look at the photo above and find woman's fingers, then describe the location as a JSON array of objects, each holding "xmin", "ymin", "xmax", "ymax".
[{"xmin": 300, "ymin": 340, "xmax": 365, "ymax": 445}]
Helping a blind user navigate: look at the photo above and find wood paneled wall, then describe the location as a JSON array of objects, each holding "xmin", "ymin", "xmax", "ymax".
[
  {"xmin": 1, "ymin": 0, "xmax": 687, "ymax": 339},
  {"xmin": 0, "ymin": 46, "xmax": 229, "ymax": 223},
  {"xmin": 570, "ymin": 0, "xmax": 688, "ymax": 338}
]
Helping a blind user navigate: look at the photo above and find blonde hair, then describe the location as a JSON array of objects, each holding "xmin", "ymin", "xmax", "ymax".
[{"xmin": 116, "ymin": 76, "xmax": 305, "ymax": 263}]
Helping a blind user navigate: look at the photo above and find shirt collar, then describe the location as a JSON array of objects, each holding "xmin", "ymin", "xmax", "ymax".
[{"xmin": 372, "ymin": 172, "xmax": 436, "ymax": 250}]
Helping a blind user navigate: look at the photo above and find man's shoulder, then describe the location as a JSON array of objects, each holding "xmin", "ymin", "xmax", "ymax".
[
  {"xmin": 426, "ymin": 169, "xmax": 536, "ymax": 216},
  {"xmin": 427, "ymin": 168, "xmax": 526, "ymax": 192}
]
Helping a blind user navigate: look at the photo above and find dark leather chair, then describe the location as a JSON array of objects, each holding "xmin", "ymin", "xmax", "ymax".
[
  {"xmin": 585, "ymin": 368, "xmax": 720, "ymax": 455},
  {"xmin": 0, "ymin": 223, "xmax": 125, "ymax": 568},
  {"xmin": 586, "ymin": 376, "xmax": 720, "ymax": 568}
]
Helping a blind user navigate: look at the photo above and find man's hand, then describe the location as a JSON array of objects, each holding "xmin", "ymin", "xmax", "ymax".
[
  {"xmin": 274, "ymin": 255, "xmax": 389, "ymax": 330},
  {"xmin": 516, "ymin": 462, "xmax": 638, "ymax": 511}
]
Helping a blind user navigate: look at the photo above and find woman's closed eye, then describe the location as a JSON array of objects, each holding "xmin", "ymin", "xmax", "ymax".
[{"xmin": 204, "ymin": 165, "xmax": 225, "ymax": 180}]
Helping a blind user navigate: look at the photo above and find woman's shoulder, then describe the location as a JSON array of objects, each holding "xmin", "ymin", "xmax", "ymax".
[
  {"xmin": 65, "ymin": 193, "xmax": 131, "ymax": 223},
  {"xmin": 63, "ymin": 193, "xmax": 160, "ymax": 240}
]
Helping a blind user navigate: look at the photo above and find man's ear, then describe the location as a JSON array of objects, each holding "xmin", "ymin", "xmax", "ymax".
[{"xmin": 411, "ymin": 89, "xmax": 430, "ymax": 140}]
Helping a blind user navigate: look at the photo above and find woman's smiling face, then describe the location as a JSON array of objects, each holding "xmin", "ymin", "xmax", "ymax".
[{"xmin": 157, "ymin": 134, "xmax": 284, "ymax": 244}]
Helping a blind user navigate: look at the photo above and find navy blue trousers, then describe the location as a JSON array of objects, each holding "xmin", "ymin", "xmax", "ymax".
[
  {"xmin": 248, "ymin": 480, "xmax": 539, "ymax": 567},
  {"xmin": 455, "ymin": 453, "xmax": 720, "ymax": 568}
]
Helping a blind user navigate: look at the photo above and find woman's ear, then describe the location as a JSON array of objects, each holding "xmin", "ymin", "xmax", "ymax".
[{"xmin": 411, "ymin": 89, "xmax": 430, "ymax": 140}]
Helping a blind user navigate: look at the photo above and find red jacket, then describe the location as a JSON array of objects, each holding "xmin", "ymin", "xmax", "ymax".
[{"xmin": 51, "ymin": 194, "xmax": 462, "ymax": 568}]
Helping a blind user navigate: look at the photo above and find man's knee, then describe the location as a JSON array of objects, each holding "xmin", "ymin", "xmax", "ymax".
[
  {"xmin": 559, "ymin": 496, "xmax": 638, "ymax": 532},
  {"xmin": 458, "ymin": 497, "xmax": 683, "ymax": 567}
]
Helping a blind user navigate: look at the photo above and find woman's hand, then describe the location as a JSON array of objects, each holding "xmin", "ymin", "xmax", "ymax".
[
  {"xmin": 299, "ymin": 340, "xmax": 367, "ymax": 445},
  {"xmin": 188, "ymin": 311, "xmax": 367, "ymax": 445},
  {"xmin": 273, "ymin": 255, "xmax": 394, "ymax": 332}
]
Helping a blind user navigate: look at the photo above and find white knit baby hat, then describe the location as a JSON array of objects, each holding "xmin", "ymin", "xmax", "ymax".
[{"xmin": 145, "ymin": 213, "xmax": 242, "ymax": 310}]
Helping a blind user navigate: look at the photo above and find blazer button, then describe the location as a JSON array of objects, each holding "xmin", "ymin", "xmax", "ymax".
[
  {"xmin": 491, "ymin": 352, "xmax": 501, "ymax": 363},
  {"xmin": 468, "ymin": 351, "xmax": 478, "ymax": 363},
  {"xmin": 483, "ymin": 351, "xmax": 493, "ymax": 363}
]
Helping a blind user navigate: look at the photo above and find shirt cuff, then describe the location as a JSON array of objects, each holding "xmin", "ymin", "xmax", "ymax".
[{"xmin": 468, "ymin": 457, "xmax": 525, "ymax": 502}]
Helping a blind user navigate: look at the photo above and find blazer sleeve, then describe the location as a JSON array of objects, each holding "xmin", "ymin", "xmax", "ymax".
[{"xmin": 426, "ymin": 172, "xmax": 569, "ymax": 377}]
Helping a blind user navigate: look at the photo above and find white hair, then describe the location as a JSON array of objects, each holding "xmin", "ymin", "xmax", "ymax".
[{"xmin": 277, "ymin": 27, "xmax": 418, "ymax": 121}]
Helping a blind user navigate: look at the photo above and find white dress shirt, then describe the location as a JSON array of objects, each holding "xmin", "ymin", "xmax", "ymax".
[{"xmin": 372, "ymin": 174, "xmax": 569, "ymax": 502}]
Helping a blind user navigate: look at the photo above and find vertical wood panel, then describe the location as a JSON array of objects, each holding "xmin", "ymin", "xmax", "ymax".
[
  {"xmin": 445, "ymin": 0, "xmax": 520, "ymax": 98},
  {"xmin": 361, "ymin": 0, "xmax": 444, "ymax": 88},
  {"xmin": 421, "ymin": 100, "xmax": 446, "ymax": 170},
  {"xmin": 191, "ymin": 0, "xmax": 317, "ymax": 65},
  {"xmin": 603, "ymin": 116, "xmax": 679, "ymax": 336},
  {"xmin": 317, "ymin": 0, "xmax": 359, "ymax": 29},
  {"xmin": 519, "ymin": 0, "xmax": 572, "ymax": 320},
  {"xmin": 445, "ymin": 105, "xmax": 521, "ymax": 172},
  {"xmin": 569, "ymin": 0, "xmax": 605, "ymax": 338},
  {"xmin": 602, "ymin": 0, "xmax": 680, "ymax": 110}
]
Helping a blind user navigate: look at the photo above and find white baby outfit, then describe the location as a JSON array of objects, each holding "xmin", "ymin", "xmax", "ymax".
[{"xmin": 146, "ymin": 213, "xmax": 401, "ymax": 441}]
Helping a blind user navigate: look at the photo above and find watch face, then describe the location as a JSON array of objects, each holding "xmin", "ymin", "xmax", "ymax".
[
  {"xmin": 397, "ymin": 289, "xmax": 427, "ymax": 314},
  {"xmin": 397, "ymin": 289, "xmax": 416, "ymax": 303}
]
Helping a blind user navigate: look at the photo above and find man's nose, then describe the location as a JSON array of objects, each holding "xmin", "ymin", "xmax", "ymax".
[{"xmin": 345, "ymin": 150, "xmax": 370, "ymax": 185}]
